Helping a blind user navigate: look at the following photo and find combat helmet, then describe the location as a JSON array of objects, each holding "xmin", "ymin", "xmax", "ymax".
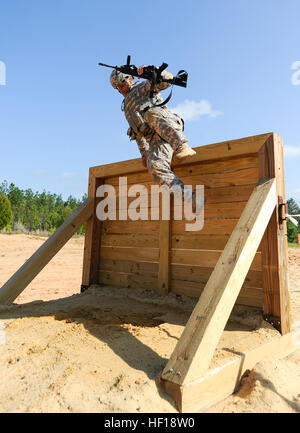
[{"xmin": 110, "ymin": 69, "xmax": 133, "ymax": 89}]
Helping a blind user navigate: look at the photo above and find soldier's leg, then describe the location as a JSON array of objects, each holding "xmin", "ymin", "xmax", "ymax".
[
  {"xmin": 146, "ymin": 138, "xmax": 203, "ymax": 214},
  {"xmin": 144, "ymin": 107, "xmax": 187, "ymax": 151},
  {"xmin": 146, "ymin": 138, "xmax": 185, "ymax": 190}
]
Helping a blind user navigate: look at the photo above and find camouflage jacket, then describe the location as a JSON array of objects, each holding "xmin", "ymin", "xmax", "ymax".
[{"xmin": 123, "ymin": 71, "xmax": 172, "ymax": 157}]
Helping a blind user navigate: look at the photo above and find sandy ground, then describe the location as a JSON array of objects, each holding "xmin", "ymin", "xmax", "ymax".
[{"xmin": 0, "ymin": 233, "xmax": 299, "ymax": 413}]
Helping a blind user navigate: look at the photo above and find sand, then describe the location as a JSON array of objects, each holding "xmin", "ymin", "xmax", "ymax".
[{"xmin": 0, "ymin": 233, "xmax": 299, "ymax": 413}]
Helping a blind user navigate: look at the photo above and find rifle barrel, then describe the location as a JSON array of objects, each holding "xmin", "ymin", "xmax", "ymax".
[{"xmin": 98, "ymin": 62, "xmax": 117, "ymax": 68}]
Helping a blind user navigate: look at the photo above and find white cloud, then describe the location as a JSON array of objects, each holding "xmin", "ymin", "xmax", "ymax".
[
  {"xmin": 170, "ymin": 99, "xmax": 223, "ymax": 122},
  {"xmin": 284, "ymin": 145, "xmax": 300, "ymax": 158},
  {"xmin": 61, "ymin": 172, "xmax": 76, "ymax": 179}
]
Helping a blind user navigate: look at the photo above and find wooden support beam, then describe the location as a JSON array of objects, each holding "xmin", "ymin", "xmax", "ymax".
[
  {"xmin": 81, "ymin": 171, "xmax": 103, "ymax": 290},
  {"xmin": 160, "ymin": 178, "xmax": 277, "ymax": 386},
  {"xmin": 258, "ymin": 133, "xmax": 291, "ymax": 334},
  {"xmin": 0, "ymin": 198, "xmax": 94, "ymax": 305},
  {"xmin": 157, "ymin": 217, "xmax": 171, "ymax": 295},
  {"xmin": 158, "ymin": 331, "xmax": 299, "ymax": 413}
]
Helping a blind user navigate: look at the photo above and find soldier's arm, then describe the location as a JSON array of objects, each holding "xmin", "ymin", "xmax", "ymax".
[{"xmin": 137, "ymin": 66, "xmax": 173, "ymax": 96}]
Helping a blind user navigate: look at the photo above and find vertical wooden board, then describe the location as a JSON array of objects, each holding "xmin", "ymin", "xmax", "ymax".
[
  {"xmin": 258, "ymin": 133, "xmax": 291, "ymax": 334},
  {"xmin": 82, "ymin": 173, "xmax": 103, "ymax": 287},
  {"xmin": 158, "ymin": 218, "xmax": 171, "ymax": 295}
]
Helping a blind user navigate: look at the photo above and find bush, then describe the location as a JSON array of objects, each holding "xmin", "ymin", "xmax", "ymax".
[{"xmin": 0, "ymin": 194, "xmax": 13, "ymax": 230}]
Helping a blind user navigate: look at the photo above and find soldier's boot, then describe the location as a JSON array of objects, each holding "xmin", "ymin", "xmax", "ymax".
[{"xmin": 174, "ymin": 143, "xmax": 196, "ymax": 160}]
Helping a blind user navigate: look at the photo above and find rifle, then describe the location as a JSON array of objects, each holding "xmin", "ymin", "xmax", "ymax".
[{"xmin": 99, "ymin": 55, "xmax": 188, "ymax": 99}]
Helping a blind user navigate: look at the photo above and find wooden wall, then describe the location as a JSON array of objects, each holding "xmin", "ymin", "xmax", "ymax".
[{"xmin": 83, "ymin": 133, "xmax": 290, "ymax": 322}]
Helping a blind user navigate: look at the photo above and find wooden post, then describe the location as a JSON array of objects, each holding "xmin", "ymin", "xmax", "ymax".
[
  {"xmin": 0, "ymin": 198, "xmax": 94, "ymax": 304},
  {"xmin": 81, "ymin": 170, "xmax": 103, "ymax": 291},
  {"xmin": 160, "ymin": 178, "xmax": 277, "ymax": 386},
  {"xmin": 157, "ymin": 218, "xmax": 170, "ymax": 295},
  {"xmin": 258, "ymin": 133, "xmax": 291, "ymax": 334}
]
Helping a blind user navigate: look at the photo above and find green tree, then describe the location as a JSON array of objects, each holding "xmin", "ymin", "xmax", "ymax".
[
  {"xmin": 287, "ymin": 198, "xmax": 300, "ymax": 243},
  {"xmin": 287, "ymin": 221, "xmax": 298, "ymax": 243},
  {"xmin": 0, "ymin": 194, "xmax": 13, "ymax": 230},
  {"xmin": 6, "ymin": 183, "xmax": 25, "ymax": 230}
]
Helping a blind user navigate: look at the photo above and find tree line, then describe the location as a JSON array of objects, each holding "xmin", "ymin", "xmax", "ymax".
[{"xmin": 0, "ymin": 180, "xmax": 87, "ymax": 234}]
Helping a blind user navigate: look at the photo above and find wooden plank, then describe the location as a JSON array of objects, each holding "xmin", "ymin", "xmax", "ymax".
[
  {"xmin": 172, "ymin": 219, "xmax": 238, "ymax": 235},
  {"xmin": 172, "ymin": 234, "xmax": 263, "ymax": 253},
  {"xmin": 100, "ymin": 246, "xmax": 159, "ymax": 262},
  {"xmin": 99, "ymin": 271, "xmax": 157, "ymax": 291},
  {"xmin": 105, "ymin": 155, "xmax": 259, "ymax": 186},
  {"xmin": 170, "ymin": 249, "xmax": 261, "ymax": 271},
  {"xmin": 258, "ymin": 133, "xmax": 291, "ymax": 334},
  {"xmin": 0, "ymin": 198, "xmax": 94, "ymax": 304},
  {"xmin": 172, "ymin": 234, "xmax": 230, "ymax": 251},
  {"xmin": 102, "ymin": 220, "xmax": 160, "ymax": 235},
  {"xmin": 101, "ymin": 258, "xmax": 158, "ymax": 277},
  {"xmin": 100, "ymin": 200, "xmax": 248, "ymax": 221},
  {"xmin": 82, "ymin": 172, "xmax": 103, "ymax": 288},
  {"xmin": 90, "ymin": 133, "xmax": 272, "ymax": 178},
  {"xmin": 106, "ymin": 167, "xmax": 258, "ymax": 191},
  {"xmin": 109, "ymin": 172, "xmax": 258, "ymax": 201},
  {"xmin": 170, "ymin": 281, "xmax": 263, "ymax": 308},
  {"xmin": 171, "ymin": 265, "xmax": 262, "ymax": 288},
  {"xmin": 158, "ymin": 331, "xmax": 299, "ymax": 413},
  {"xmin": 101, "ymin": 233, "xmax": 159, "ymax": 248},
  {"xmin": 161, "ymin": 178, "xmax": 277, "ymax": 386},
  {"xmin": 204, "ymin": 185, "xmax": 255, "ymax": 204},
  {"xmin": 157, "ymin": 217, "xmax": 171, "ymax": 296}
]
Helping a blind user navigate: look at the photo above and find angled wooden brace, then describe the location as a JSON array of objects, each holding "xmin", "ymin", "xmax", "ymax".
[{"xmin": 160, "ymin": 178, "xmax": 277, "ymax": 389}]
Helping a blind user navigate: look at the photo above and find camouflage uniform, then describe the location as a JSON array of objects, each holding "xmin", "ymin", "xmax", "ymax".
[{"xmin": 123, "ymin": 72, "xmax": 187, "ymax": 192}]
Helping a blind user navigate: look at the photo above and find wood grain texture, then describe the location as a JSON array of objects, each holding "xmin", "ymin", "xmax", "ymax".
[
  {"xmin": 161, "ymin": 178, "xmax": 276, "ymax": 385},
  {"xmin": 258, "ymin": 133, "xmax": 291, "ymax": 334},
  {"xmin": 157, "ymin": 218, "xmax": 171, "ymax": 295},
  {"xmin": 82, "ymin": 172, "xmax": 103, "ymax": 286},
  {"xmin": 91, "ymin": 133, "xmax": 271, "ymax": 178},
  {"xmin": 158, "ymin": 331, "xmax": 298, "ymax": 412}
]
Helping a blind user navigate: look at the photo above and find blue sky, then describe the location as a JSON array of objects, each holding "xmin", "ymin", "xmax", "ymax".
[{"xmin": 0, "ymin": 0, "xmax": 299, "ymax": 202}]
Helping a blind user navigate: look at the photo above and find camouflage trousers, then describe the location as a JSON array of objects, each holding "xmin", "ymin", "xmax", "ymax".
[{"xmin": 143, "ymin": 107, "xmax": 187, "ymax": 192}]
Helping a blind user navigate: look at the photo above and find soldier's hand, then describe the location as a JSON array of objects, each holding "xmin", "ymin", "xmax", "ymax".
[
  {"xmin": 137, "ymin": 65, "xmax": 145, "ymax": 78},
  {"xmin": 142, "ymin": 156, "xmax": 147, "ymax": 168}
]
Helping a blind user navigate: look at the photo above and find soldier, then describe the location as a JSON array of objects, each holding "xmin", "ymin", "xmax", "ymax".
[{"xmin": 110, "ymin": 66, "xmax": 199, "ymax": 210}]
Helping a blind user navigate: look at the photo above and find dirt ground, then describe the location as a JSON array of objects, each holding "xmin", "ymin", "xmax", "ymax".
[{"xmin": 0, "ymin": 233, "xmax": 299, "ymax": 413}]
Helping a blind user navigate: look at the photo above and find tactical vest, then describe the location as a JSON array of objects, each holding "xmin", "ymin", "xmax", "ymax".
[{"xmin": 123, "ymin": 82, "xmax": 165, "ymax": 141}]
